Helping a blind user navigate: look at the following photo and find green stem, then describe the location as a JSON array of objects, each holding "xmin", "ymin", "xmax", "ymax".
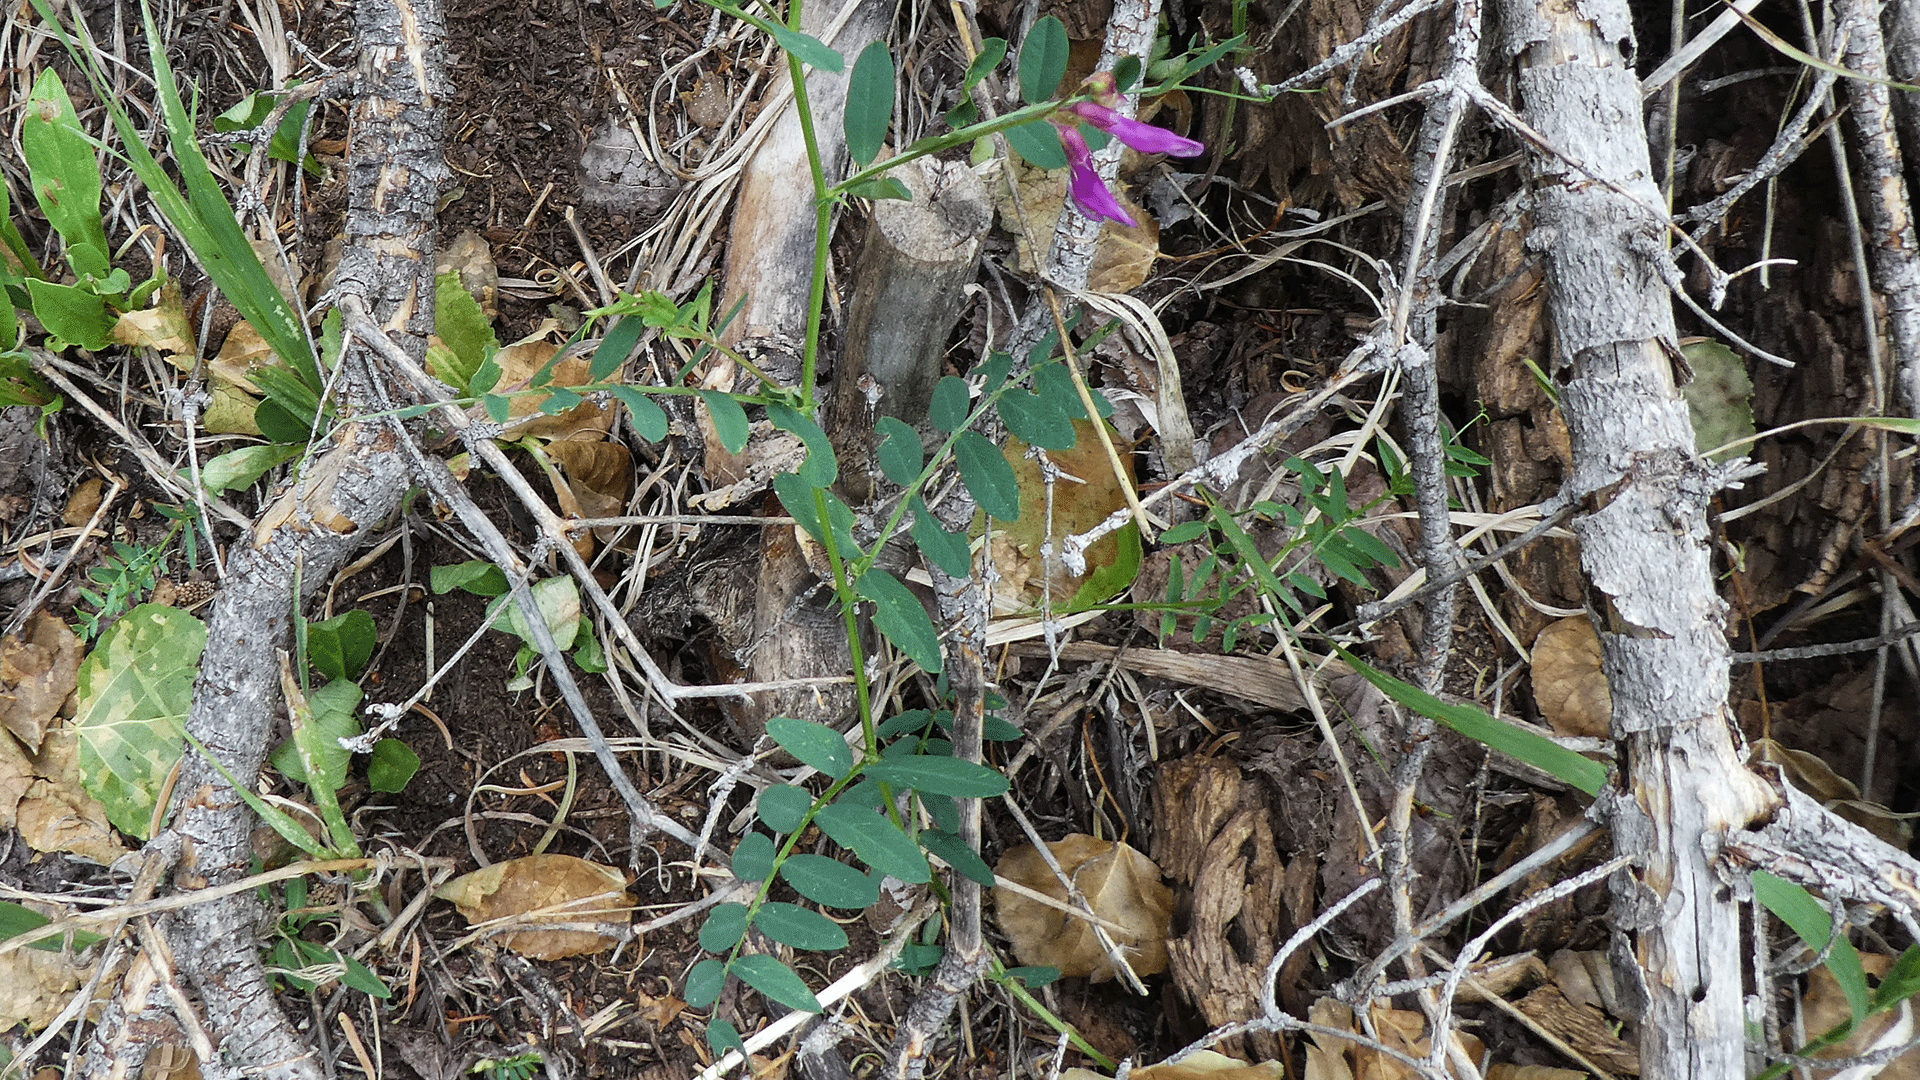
[
  {"xmin": 827, "ymin": 99, "xmax": 1063, "ymax": 199},
  {"xmin": 994, "ymin": 967, "xmax": 1117, "ymax": 1070}
]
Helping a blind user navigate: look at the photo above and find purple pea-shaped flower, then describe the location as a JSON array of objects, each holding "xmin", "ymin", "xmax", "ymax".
[{"xmin": 1052, "ymin": 88, "xmax": 1204, "ymax": 227}]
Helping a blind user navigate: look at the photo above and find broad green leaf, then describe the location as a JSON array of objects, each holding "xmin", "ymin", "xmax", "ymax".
[
  {"xmin": 955, "ymin": 431, "xmax": 1021, "ymax": 520},
  {"xmin": 918, "ymin": 828, "xmax": 995, "ymax": 886},
  {"xmin": 699, "ymin": 903, "xmax": 751, "ymax": 952},
  {"xmin": 23, "ymin": 69, "xmax": 110, "ymax": 275},
  {"xmin": 1112, "ymin": 54, "xmax": 1143, "ymax": 91},
  {"xmin": 857, "ymin": 568, "xmax": 943, "ymax": 673},
  {"xmin": 865, "ymin": 756, "xmax": 1009, "ymax": 798},
  {"xmin": 341, "ymin": 954, "xmax": 392, "ymax": 999},
  {"xmin": 772, "ymin": 472, "xmax": 826, "ymax": 543},
  {"xmin": 1335, "ymin": 648, "xmax": 1608, "ymax": 796},
  {"xmin": 965, "ymin": 38, "xmax": 1008, "ymax": 89},
  {"xmin": 609, "ymin": 386, "xmax": 669, "ymax": 442},
  {"xmin": 755, "ymin": 902, "xmax": 849, "ymax": 951},
  {"xmin": 997, "ymin": 389, "xmax": 1076, "ymax": 450},
  {"xmin": 780, "ymin": 854, "xmax": 881, "ymax": 908},
  {"xmin": 432, "ymin": 273, "xmax": 497, "ymax": 389},
  {"xmin": 876, "ymin": 417, "xmax": 923, "ymax": 486},
  {"xmin": 767, "ymin": 403, "xmax": 837, "ymax": 487},
  {"xmin": 1034, "ymin": 361, "xmax": 1107, "ymax": 418},
  {"xmin": 686, "ymin": 958, "xmax": 727, "ymax": 1007},
  {"xmin": 707, "ymin": 1017, "xmax": 746, "ymax": 1060},
  {"xmin": 307, "ymin": 609, "xmax": 376, "ymax": 682},
  {"xmin": 1018, "ymin": 16, "xmax": 1069, "ymax": 103},
  {"xmin": 482, "ymin": 394, "xmax": 511, "ymax": 423},
  {"xmin": 1003, "ymin": 121, "xmax": 1066, "ymax": 170},
  {"xmin": 431, "ymin": 560, "xmax": 508, "ymax": 597},
  {"xmin": 699, "ymin": 390, "xmax": 751, "ymax": 454},
  {"xmin": 1755, "ymin": 870, "xmax": 1867, "ymax": 1025},
  {"xmin": 590, "ymin": 315, "xmax": 646, "ymax": 382},
  {"xmin": 844, "ymin": 40, "xmax": 895, "ymax": 167},
  {"xmin": 197, "ymin": 443, "xmax": 302, "ymax": 495},
  {"xmin": 845, "ymin": 177, "xmax": 912, "ymax": 201},
  {"xmin": 911, "ymin": 497, "xmax": 972, "ymax": 577},
  {"xmin": 769, "ymin": 25, "xmax": 844, "ymax": 72},
  {"xmin": 757, "ymin": 784, "xmax": 815, "ymax": 833},
  {"xmin": 24, "ymin": 279, "xmax": 113, "ymax": 351},
  {"xmin": 928, "ymin": 375, "xmax": 970, "ymax": 432},
  {"xmin": 732, "ymin": 953, "xmax": 823, "ymax": 1012},
  {"xmin": 1873, "ymin": 945, "xmax": 1920, "ymax": 1010},
  {"xmin": 766, "ymin": 717, "xmax": 853, "ymax": 779},
  {"xmin": 271, "ymin": 678, "xmax": 363, "ymax": 790},
  {"xmin": 491, "ymin": 576, "xmax": 582, "ymax": 652},
  {"xmin": 72, "ymin": 604, "xmax": 206, "ymax": 837},
  {"xmin": 732, "ymin": 831, "xmax": 777, "ymax": 882},
  {"xmin": 0, "ymin": 900, "xmax": 104, "ymax": 952},
  {"xmin": 813, "ymin": 803, "xmax": 931, "ymax": 883},
  {"xmin": 367, "ymin": 738, "xmax": 420, "ymax": 793},
  {"xmin": 876, "ymin": 709, "xmax": 936, "ymax": 738}
]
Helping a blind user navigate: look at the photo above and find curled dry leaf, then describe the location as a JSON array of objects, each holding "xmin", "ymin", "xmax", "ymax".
[
  {"xmin": 1063, "ymin": 1051, "xmax": 1283, "ymax": 1080},
  {"xmin": 436, "ymin": 853, "xmax": 634, "ymax": 960},
  {"xmin": 0, "ymin": 941, "xmax": 88, "ymax": 1032},
  {"xmin": 1753, "ymin": 738, "xmax": 1914, "ymax": 848},
  {"xmin": 0, "ymin": 611, "xmax": 83, "ymax": 752},
  {"xmin": 992, "ymin": 833, "xmax": 1172, "ymax": 982},
  {"xmin": 493, "ymin": 326, "xmax": 615, "ymax": 440},
  {"xmin": 3, "ymin": 725, "xmax": 125, "ymax": 865},
  {"xmin": 1305, "ymin": 998, "xmax": 1485, "ymax": 1080},
  {"xmin": 1531, "ymin": 616, "xmax": 1610, "ymax": 738}
]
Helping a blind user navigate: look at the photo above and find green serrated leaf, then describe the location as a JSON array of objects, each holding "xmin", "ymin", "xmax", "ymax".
[
  {"xmin": 955, "ymin": 431, "xmax": 1021, "ymax": 521},
  {"xmin": 699, "ymin": 903, "xmax": 751, "ymax": 953},
  {"xmin": 72, "ymin": 604, "xmax": 206, "ymax": 838},
  {"xmin": 1018, "ymin": 16, "xmax": 1069, "ymax": 103},
  {"xmin": 433, "ymin": 273, "xmax": 497, "ymax": 389},
  {"xmin": 780, "ymin": 854, "xmax": 881, "ymax": 908},
  {"xmin": 699, "ymin": 390, "xmax": 751, "ymax": 454},
  {"xmin": 754, "ymin": 902, "xmax": 849, "ymax": 951},
  {"xmin": 732, "ymin": 832, "xmax": 777, "ymax": 882},
  {"xmin": 812, "ymin": 803, "xmax": 931, "ymax": 883},
  {"xmin": 865, "ymin": 756, "xmax": 1009, "ymax": 798},
  {"xmin": 757, "ymin": 784, "xmax": 815, "ymax": 833},
  {"xmin": 844, "ymin": 40, "xmax": 895, "ymax": 167},
  {"xmin": 766, "ymin": 717, "xmax": 853, "ymax": 779},
  {"xmin": 857, "ymin": 568, "xmax": 943, "ymax": 673},
  {"xmin": 876, "ymin": 416, "xmax": 923, "ymax": 486}
]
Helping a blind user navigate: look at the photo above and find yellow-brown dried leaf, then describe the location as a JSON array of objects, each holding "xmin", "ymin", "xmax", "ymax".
[
  {"xmin": 1532, "ymin": 617, "xmax": 1610, "ymax": 738},
  {"xmin": 993, "ymin": 834, "xmax": 1172, "ymax": 982},
  {"xmin": 1063, "ymin": 1051, "xmax": 1283, "ymax": 1080},
  {"xmin": 0, "ymin": 612, "xmax": 82, "ymax": 752},
  {"xmin": 436, "ymin": 853, "xmax": 633, "ymax": 959}
]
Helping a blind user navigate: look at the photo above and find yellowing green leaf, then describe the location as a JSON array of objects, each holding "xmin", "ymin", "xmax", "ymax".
[{"xmin": 72, "ymin": 604, "xmax": 206, "ymax": 838}]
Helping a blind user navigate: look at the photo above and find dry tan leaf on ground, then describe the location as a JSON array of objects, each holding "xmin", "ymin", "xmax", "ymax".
[
  {"xmin": 993, "ymin": 833, "xmax": 1172, "ymax": 982},
  {"xmin": 1063, "ymin": 1051, "xmax": 1284, "ymax": 1080},
  {"xmin": 436, "ymin": 853, "xmax": 633, "ymax": 959},
  {"xmin": 1531, "ymin": 617, "xmax": 1610, "ymax": 737},
  {"xmin": 994, "ymin": 421, "xmax": 1139, "ymax": 607},
  {"xmin": 494, "ymin": 333, "xmax": 614, "ymax": 440},
  {"xmin": 1486, "ymin": 1067, "xmax": 1585, "ymax": 1080},
  {"xmin": 437, "ymin": 229, "xmax": 499, "ymax": 317},
  {"xmin": 111, "ymin": 283, "xmax": 196, "ymax": 363},
  {"xmin": 16, "ymin": 727, "xmax": 126, "ymax": 863},
  {"xmin": 61, "ymin": 478, "xmax": 104, "ymax": 528},
  {"xmin": 1800, "ymin": 953, "xmax": 1920, "ymax": 1080},
  {"xmin": 0, "ymin": 612, "xmax": 82, "ymax": 752},
  {"xmin": 0, "ymin": 944, "xmax": 88, "ymax": 1032},
  {"xmin": 1306, "ymin": 998, "xmax": 1486, "ymax": 1080}
]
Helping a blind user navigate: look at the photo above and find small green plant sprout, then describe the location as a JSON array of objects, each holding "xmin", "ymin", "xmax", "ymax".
[
  {"xmin": 471, "ymin": 1048, "xmax": 545, "ymax": 1080},
  {"xmin": 431, "ymin": 561, "xmax": 607, "ymax": 688},
  {"xmin": 261, "ymin": 874, "xmax": 391, "ymax": 1000}
]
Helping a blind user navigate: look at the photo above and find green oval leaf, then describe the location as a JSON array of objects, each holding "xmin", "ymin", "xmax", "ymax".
[
  {"xmin": 73, "ymin": 604, "xmax": 207, "ymax": 838},
  {"xmin": 699, "ymin": 390, "xmax": 751, "ymax": 454},
  {"xmin": 770, "ymin": 25, "xmax": 844, "ymax": 72},
  {"xmin": 876, "ymin": 416, "xmax": 924, "ymax": 486},
  {"xmin": 857, "ymin": 567, "xmax": 943, "ymax": 673},
  {"xmin": 686, "ymin": 958, "xmax": 727, "ymax": 1007},
  {"xmin": 754, "ymin": 902, "xmax": 850, "ymax": 951},
  {"xmin": 733, "ymin": 832, "xmax": 777, "ymax": 882},
  {"xmin": 732, "ymin": 953, "xmax": 824, "ymax": 1013},
  {"xmin": 780, "ymin": 854, "xmax": 881, "ymax": 908},
  {"xmin": 864, "ymin": 756, "xmax": 1010, "ymax": 798},
  {"xmin": 919, "ymin": 828, "xmax": 996, "ymax": 886},
  {"xmin": 813, "ymin": 803, "xmax": 931, "ymax": 883},
  {"xmin": 1002, "ymin": 121, "xmax": 1067, "ymax": 170},
  {"xmin": 1018, "ymin": 16, "xmax": 1069, "ymax": 103},
  {"xmin": 965, "ymin": 37, "xmax": 1008, "ymax": 89},
  {"xmin": 845, "ymin": 176, "xmax": 912, "ymax": 201},
  {"xmin": 367, "ymin": 738, "xmax": 420, "ymax": 793},
  {"xmin": 929, "ymin": 375, "xmax": 971, "ymax": 432},
  {"xmin": 956, "ymin": 431, "xmax": 1021, "ymax": 520},
  {"xmin": 767, "ymin": 717, "xmax": 853, "ymax": 779},
  {"xmin": 844, "ymin": 40, "xmax": 895, "ymax": 167},
  {"xmin": 758, "ymin": 784, "xmax": 815, "ymax": 833},
  {"xmin": 611, "ymin": 385, "xmax": 670, "ymax": 442},
  {"xmin": 767, "ymin": 402, "xmax": 838, "ymax": 487},
  {"xmin": 911, "ymin": 496, "xmax": 972, "ymax": 577},
  {"xmin": 698, "ymin": 903, "xmax": 750, "ymax": 952},
  {"xmin": 997, "ymin": 389, "xmax": 1076, "ymax": 450},
  {"xmin": 307, "ymin": 609, "xmax": 376, "ymax": 682},
  {"xmin": 590, "ymin": 316, "xmax": 646, "ymax": 382},
  {"xmin": 707, "ymin": 1017, "xmax": 746, "ymax": 1060}
]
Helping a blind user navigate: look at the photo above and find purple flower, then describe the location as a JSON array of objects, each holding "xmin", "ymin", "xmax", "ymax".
[
  {"xmin": 1063, "ymin": 100, "xmax": 1206, "ymax": 158},
  {"xmin": 1058, "ymin": 123, "xmax": 1137, "ymax": 227}
]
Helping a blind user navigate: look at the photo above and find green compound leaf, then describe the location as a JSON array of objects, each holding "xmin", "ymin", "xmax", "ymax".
[
  {"xmin": 757, "ymin": 784, "xmax": 815, "ymax": 833},
  {"xmin": 1018, "ymin": 15, "xmax": 1069, "ymax": 104},
  {"xmin": 997, "ymin": 388, "xmax": 1077, "ymax": 450},
  {"xmin": 767, "ymin": 717, "xmax": 854, "ymax": 779},
  {"xmin": 732, "ymin": 832, "xmax": 778, "ymax": 882},
  {"xmin": 911, "ymin": 497, "xmax": 972, "ymax": 577},
  {"xmin": 813, "ymin": 803, "xmax": 931, "ymax": 884},
  {"xmin": 699, "ymin": 390, "xmax": 751, "ymax": 454},
  {"xmin": 955, "ymin": 431, "xmax": 1021, "ymax": 521},
  {"xmin": 732, "ymin": 952, "xmax": 823, "ymax": 1013},
  {"xmin": 918, "ymin": 828, "xmax": 996, "ymax": 886},
  {"xmin": 780, "ymin": 854, "xmax": 881, "ymax": 909},
  {"xmin": 875, "ymin": 416, "xmax": 923, "ymax": 486},
  {"xmin": 1336, "ymin": 648, "xmax": 1607, "ymax": 797},
  {"xmin": 609, "ymin": 385, "xmax": 669, "ymax": 443},
  {"xmin": 864, "ymin": 756, "xmax": 1010, "ymax": 798},
  {"xmin": 1002, "ymin": 119, "xmax": 1067, "ymax": 170},
  {"xmin": 928, "ymin": 375, "xmax": 970, "ymax": 432},
  {"xmin": 857, "ymin": 567, "xmax": 943, "ymax": 674},
  {"xmin": 686, "ymin": 958, "xmax": 727, "ymax": 1007},
  {"xmin": 844, "ymin": 40, "xmax": 895, "ymax": 167},
  {"xmin": 73, "ymin": 604, "xmax": 206, "ymax": 838},
  {"xmin": 698, "ymin": 902, "xmax": 751, "ymax": 953},
  {"xmin": 754, "ymin": 902, "xmax": 849, "ymax": 951}
]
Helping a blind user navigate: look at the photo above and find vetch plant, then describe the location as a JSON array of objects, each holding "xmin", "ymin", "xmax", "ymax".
[{"xmin": 1053, "ymin": 73, "xmax": 1206, "ymax": 227}]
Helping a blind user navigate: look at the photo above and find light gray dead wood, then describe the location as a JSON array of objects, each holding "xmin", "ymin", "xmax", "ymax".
[{"xmin": 1495, "ymin": 0, "xmax": 1779, "ymax": 1077}]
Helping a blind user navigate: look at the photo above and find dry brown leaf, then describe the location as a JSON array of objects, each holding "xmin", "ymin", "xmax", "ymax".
[
  {"xmin": 111, "ymin": 283, "xmax": 196, "ymax": 363},
  {"xmin": 1531, "ymin": 617, "xmax": 1610, "ymax": 737},
  {"xmin": 1800, "ymin": 953, "xmax": 1920, "ymax": 1080},
  {"xmin": 1486, "ymin": 1067, "xmax": 1585, "ymax": 1080},
  {"xmin": 993, "ymin": 420, "xmax": 1138, "ymax": 606},
  {"xmin": 0, "ymin": 944, "xmax": 88, "ymax": 1032},
  {"xmin": 208, "ymin": 321, "xmax": 276, "ymax": 395},
  {"xmin": 16, "ymin": 727, "xmax": 126, "ymax": 863},
  {"xmin": 992, "ymin": 834, "xmax": 1172, "ymax": 982},
  {"xmin": 1063, "ymin": 1051, "xmax": 1284, "ymax": 1080},
  {"xmin": 0, "ymin": 612, "xmax": 83, "ymax": 752},
  {"xmin": 437, "ymin": 229, "xmax": 499, "ymax": 317},
  {"xmin": 544, "ymin": 439, "xmax": 633, "ymax": 523},
  {"xmin": 1305, "ymin": 998, "xmax": 1486, "ymax": 1080},
  {"xmin": 436, "ymin": 853, "xmax": 633, "ymax": 960},
  {"xmin": 61, "ymin": 479, "xmax": 104, "ymax": 529},
  {"xmin": 493, "ymin": 332, "xmax": 614, "ymax": 440}
]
